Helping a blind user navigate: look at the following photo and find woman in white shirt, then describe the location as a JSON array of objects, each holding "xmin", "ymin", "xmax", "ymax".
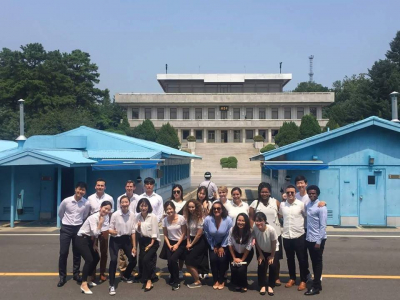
[
  {"xmin": 135, "ymin": 198, "xmax": 160, "ymax": 292},
  {"xmin": 183, "ymin": 199, "xmax": 205, "ymax": 288},
  {"xmin": 75, "ymin": 201, "xmax": 112, "ymax": 295},
  {"xmin": 107, "ymin": 196, "xmax": 137, "ymax": 296},
  {"xmin": 253, "ymin": 212, "xmax": 278, "ymax": 296},
  {"xmin": 249, "ymin": 182, "xmax": 283, "ymax": 286},
  {"xmin": 162, "ymin": 201, "xmax": 187, "ymax": 291},
  {"xmin": 229, "ymin": 187, "xmax": 249, "ymax": 222},
  {"xmin": 228, "ymin": 213, "xmax": 253, "ymax": 293},
  {"xmin": 170, "ymin": 184, "xmax": 186, "ymax": 215}
]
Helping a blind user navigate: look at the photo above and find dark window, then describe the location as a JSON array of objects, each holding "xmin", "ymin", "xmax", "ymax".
[
  {"xmin": 284, "ymin": 107, "xmax": 291, "ymax": 119},
  {"xmin": 221, "ymin": 110, "xmax": 228, "ymax": 119},
  {"xmin": 182, "ymin": 130, "xmax": 190, "ymax": 140},
  {"xmin": 245, "ymin": 108, "xmax": 253, "ymax": 119},
  {"xmin": 195, "ymin": 130, "xmax": 203, "ymax": 140},
  {"xmin": 208, "ymin": 108, "xmax": 215, "ymax": 119},
  {"xmin": 195, "ymin": 108, "xmax": 202, "ymax": 120},
  {"xmin": 368, "ymin": 176, "xmax": 375, "ymax": 185},
  {"xmin": 297, "ymin": 107, "xmax": 304, "ymax": 119},
  {"xmin": 157, "ymin": 108, "xmax": 164, "ymax": 120},
  {"xmin": 170, "ymin": 108, "xmax": 177, "ymax": 119},
  {"xmin": 259, "ymin": 108, "xmax": 266, "ymax": 119},
  {"xmin": 145, "ymin": 108, "xmax": 152, "ymax": 119},
  {"xmin": 271, "ymin": 108, "xmax": 278, "ymax": 119},
  {"xmin": 310, "ymin": 107, "xmax": 317, "ymax": 117},
  {"xmin": 246, "ymin": 130, "xmax": 254, "ymax": 140},
  {"xmin": 183, "ymin": 108, "xmax": 190, "ymax": 120},
  {"xmin": 208, "ymin": 130, "xmax": 215, "ymax": 142},
  {"xmin": 233, "ymin": 108, "xmax": 241, "ymax": 120},
  {"xmin": 259, "ymin": 130, "xmax": 266, "ymax": 139},
  {"xmin": 234, "ymin": 130, "xmax": 241, "ymax": 142},
  {"xmin": 132, "ymin": 108, "xmax": 139, "ymax": 119}
]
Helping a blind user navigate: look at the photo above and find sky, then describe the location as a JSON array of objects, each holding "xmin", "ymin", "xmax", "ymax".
[{"xmin": 1, "ymin": 0, "xmax": 399, "ymax": 97}]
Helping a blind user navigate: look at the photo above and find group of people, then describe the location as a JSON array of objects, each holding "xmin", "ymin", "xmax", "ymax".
[{"xmin": 57, "ymin": 172, "xmax": 327, "ymax": 297}]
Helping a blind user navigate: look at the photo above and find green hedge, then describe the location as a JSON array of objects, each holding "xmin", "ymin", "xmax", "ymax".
[
  {"xmin": 187, "ymin": 135, "xmax": 196, "ymax": 142},
  {"xmin": 260, "ymin": 144, "xmax": 276, "ymax": 153},
  {"xmin": 253, "ymin": 135, "xmax": 264, "ymax": 142},
  {"xmin": 220, "ymin": 156, "xmax": 238, "ymax": 168}
]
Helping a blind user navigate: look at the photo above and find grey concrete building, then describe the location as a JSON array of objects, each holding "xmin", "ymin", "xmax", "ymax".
[{"xmin": 115, "ymin": 74, "xmax": 334, "ymax": 144}]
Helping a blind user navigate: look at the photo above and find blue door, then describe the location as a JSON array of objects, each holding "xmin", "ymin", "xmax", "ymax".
[
  {"xmin": 358, "ymin": 169, "xmax": 386, "ymax": 226},
  {"xmin": 318, "ymin": 169, "xmax": 340, "ymax": 225}
]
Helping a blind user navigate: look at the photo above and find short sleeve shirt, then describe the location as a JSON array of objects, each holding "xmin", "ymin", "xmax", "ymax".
[{"xmin": 162, "ymin": 214, "xmax": 186, "ymax": 241}]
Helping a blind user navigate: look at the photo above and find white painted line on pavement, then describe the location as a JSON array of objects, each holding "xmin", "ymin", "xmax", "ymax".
[{"xmin": 327, "ymin": 235, "xmax": 400, "ymax": 238}]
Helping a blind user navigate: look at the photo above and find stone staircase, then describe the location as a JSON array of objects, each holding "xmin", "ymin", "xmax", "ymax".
[{"xmin": 191, "ymin": 143, "xmax": 261, "ymax": 176}]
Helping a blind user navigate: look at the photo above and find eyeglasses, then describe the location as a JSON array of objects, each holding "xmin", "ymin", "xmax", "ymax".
[
  {"xmin": 213, "ymin": 207, "xmax": 222, "ymax": 211},
  {"xmin": 173, "ymin": 190, "xmax": 181, "ymax": 194},
  {"xmin": 286, "ymin": 191, "xmax": 295, "ymax": 195}
]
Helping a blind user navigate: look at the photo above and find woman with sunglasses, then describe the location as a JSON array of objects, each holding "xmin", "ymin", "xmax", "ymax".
[
  {"xmin": 203, "ymin": 201, "xmax": 232, "ymax": 290},
  {"xmin": 135, "ymin": 198, "xmax": 160, "ymax": 292},
  {"xmin": 75, "ymin": 201, "xmax": 112, "ymax": 295},
  {"xmin": 228, "ymin": 213, "xmax": 254, "ymax": 293},
  {"xmin": 249, "ymin": 182, "xmax": 283, "ymax": 286},
  {"xmin": 183, "ymin": 199, "xmax": 205, "ymax": 288},
  {"xmin": 253, "ymin": 212, "xmax": 278, "ymax": 296},
  {"xmin": 229, "ymin": 187, "xmax": 249, "ymax": 223},
  {"xmin": 170, "ymin": 184, "xmax": 186, "ymax": 215},
  {"xmin": 162, "ymin": 201, "xmax": 187, "ymax": 291}
]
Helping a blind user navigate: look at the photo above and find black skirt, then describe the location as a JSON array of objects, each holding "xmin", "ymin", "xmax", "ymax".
[{"xmin": 185, "ymin": 235, "xmax": 207, "ymax": 268}]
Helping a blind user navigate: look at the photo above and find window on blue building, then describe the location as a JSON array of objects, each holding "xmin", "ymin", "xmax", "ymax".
[{"xmin": 160, "ymin": 164, "xmax": 190, "ymax": 187}]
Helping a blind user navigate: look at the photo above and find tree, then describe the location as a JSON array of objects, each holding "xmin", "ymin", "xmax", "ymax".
[
  {"xmin": 274, "ymin": 122, "xmax": 300, "ymax": 147},
  {"xmin": 155, "ymin": 123, "xmax": 180, "ymax": 149},
  {"xmin": 299, "ymin": 114, "xmax": 321, "ymax": 139},
  {"xmin": 323, "ymin": 119, "xmax": 340, "ymax": 132},
  {"xmin": 293, "ymin": 82, "xmax": 329, "ymax": 92},
  {"xmin": 131, "ymin": 119, "xmax": 157, "ymax": 142},
  {"xmin": 260, "ymin": 144, "xmax": 276, "ymax": 153}
]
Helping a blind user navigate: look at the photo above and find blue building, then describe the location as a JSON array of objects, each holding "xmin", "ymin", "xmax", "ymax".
[
  {"xmin": 0, "ymin": 126, "xmax": 200, "ymax": 227},
  {"xmin": 251, "ymin": 117, "xmax": 400, "ymax": 227}
]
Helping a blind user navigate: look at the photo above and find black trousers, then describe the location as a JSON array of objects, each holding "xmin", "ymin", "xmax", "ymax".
[
  {"xmin": 230, "ymin": 249, "xmax": 254, "ymax": 288},
  {"xmin": 75, "ymin": 235, "xmax": 100, "ymax": 282},
  {"xmin": 199, "ymin": 235, "xmax": 210, "ymax": 274},
  {"xmin": 58, "ymin": 224, "xmax": 81, "ymax": 278},
  {"xmin": 166, "ymin": 240, "xmax": 186, "ymax": 284},
  {"xmin": 283, "ymin": 234, "xmax": 308, "ymax": 282},
  {"xmin": 138, "ymin": 236, "xmax": 159, "ymax": 282},
  {"xmin": 257, "ymin": 250, "xmax": 277, "ymax": 289},
  {"xmin": 306, "ymin": 239, "xmax": 326, "ymax": 289},
  {"xmin": 209, "ymin": 247, "xmax": 230, "ymax": 284},
  {"xmin": 109, "ymin": 235, "xmax": 137, "ymax": 286}
]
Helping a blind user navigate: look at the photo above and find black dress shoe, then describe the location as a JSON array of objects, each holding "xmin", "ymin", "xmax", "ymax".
[
  {"xmin": 304, "ymin": 287, "xmax": 320, "ymax": 295},
  {"xmin": 144, "ymin": 284, "xmax": 154, "ymax": 292},
  {"xmin": 73, "ymin": 275, "xmax": 82, "ymax": 283},
  {"xmin": 57, "ymin": 277, "xmax": 66, "ymax": 287}
]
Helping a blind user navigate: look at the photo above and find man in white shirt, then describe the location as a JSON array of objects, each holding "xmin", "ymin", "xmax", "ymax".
[
  {"xmin": 295, "ymin": 175, "xmax": 310, "ymax": 205},
  {"xmin": 116, "ymin": 180, "xmax": 140, "ymax": 273},
  {"xmin": 139, "ymin": 177, "xmax": 163, "ymax": 222},
  {"xmin": 57, "ymin": 182, "xmax": 90, "ymax": 287},
  {"xmin": 199, "ymin": 172, "xmax": 218, "ymax": 201},
  {"xmin": 279, "ymin": 185, "xmax": 308, "ymax": 291},
  {"xmin": 87, "ymin": 178, "xmax": 114, "ymax": 282}
]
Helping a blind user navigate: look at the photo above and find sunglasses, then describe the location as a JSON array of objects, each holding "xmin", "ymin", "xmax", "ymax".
[
  {"xmin": 213, "ymin": 207, "xmax": 222, "ymax": 211},
  {"xmin": 173, "ymin": 190, "xmax": 181, "ymax": 194},
  {"xmin": 286, "ymin": 191, "xmax": 295, "ymax": 195}
]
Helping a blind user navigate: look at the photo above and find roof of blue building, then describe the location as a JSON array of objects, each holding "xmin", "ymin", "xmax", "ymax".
[
  {"xmin": 0, "ymin": 140, "xmax": 18, "ymax": 152},
  {"xmin": 251, "ymin": 116, "xmax": 400, "ymax": 161}
]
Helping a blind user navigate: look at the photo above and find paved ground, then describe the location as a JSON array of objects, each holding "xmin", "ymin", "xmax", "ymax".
[{"xmin": 1, "ymin": 230, "xmax": 399, "ymax": 300}]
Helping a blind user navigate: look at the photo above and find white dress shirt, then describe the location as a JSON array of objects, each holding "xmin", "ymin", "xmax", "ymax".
[
  {"xmin": 139, "ymin": 192, "xmax": 163, "ymax": 222},
  {"xmin": 58, "ymin": 195, "xmax": 90, "ymax": 226},
  {"xmin": 77, "ymin": 212, "xmax": 102, "ymax": 237},
  {"xmin": 109, "ymin": 210, "xmax": 136, "ymax": 237},
  {"xmin": 296, "ymin": 192, "xmax": 310, "ymax": 206},
  {"xmin": 162, "ymin": 214, "xmax": 186, "ymax": 241},
  {"xmin": 135, "ymin": 213, "xmax": 160, "ymax": 241},
  {"xmin": 279, "ymin": 199, "xmax": 306, "ymax": 239},
  {"xmin": 88, "ymin": 192, "xmax": 114, "ymax": 231},
  {"xmin": 228, "ymin": 227, "xmax": 253, "ymax": 254},
  {"xmin": 228, "ymin": 200, "xmax": 249, "ymax": 223},
  {"xmin": 117, "ymin": 193, "xmax": 141, "ymax": 213}
]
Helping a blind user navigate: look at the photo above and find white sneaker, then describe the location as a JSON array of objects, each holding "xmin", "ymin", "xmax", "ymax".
[
  {"xmin": 109, "ymin": 286, "xmax": 116, "ymax": 296},
  {"xmin": 202, "ymin": 273, "xmax": 208, "ymax": 279},
  {"xmin": 179, "ymin": 271, "xmax": 184, "ymax": 279}
]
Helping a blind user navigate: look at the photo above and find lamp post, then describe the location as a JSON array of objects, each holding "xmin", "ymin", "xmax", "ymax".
[{"xmin": 390, "ymin": 91, "xmax": 399, "ymax": 122}]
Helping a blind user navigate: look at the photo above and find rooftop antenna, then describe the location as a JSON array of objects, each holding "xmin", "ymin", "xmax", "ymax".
[
  {"xmin": 279, "ymin": 62, "xmax": 282, "ymax": 74},
  {"xmin": 308, "ymin": 55, "xmax": 314, "ymax": 82},
  {"xmin": 165, "ymin": 64, "xmax": 168, "ymax": 74}
]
